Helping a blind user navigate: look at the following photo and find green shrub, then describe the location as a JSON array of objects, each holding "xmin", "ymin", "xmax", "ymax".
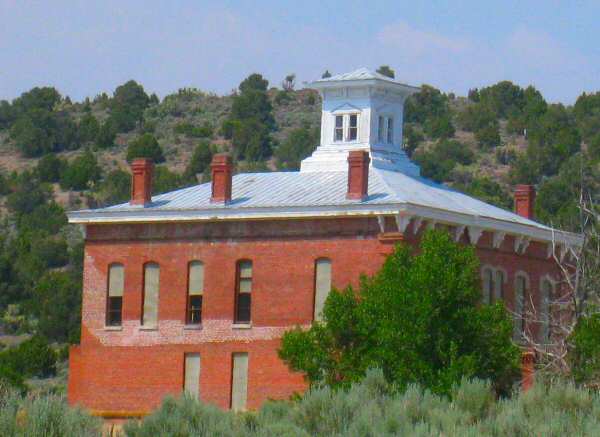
[
  {"xmin": 0, "ymin": 335, "xmax": 56, "ymax": 378},
  {"xmin": 36, "ymin": 154, "xmax": 67, "ymax": 183},
  {"xmin": 126, "ymin": 133, "xmax": 165, "ymax": 163},
  {"xmin": 60, "ymin": 150, "xmax": 102, "ymax": 191},
  {"xmin": 569, "ymin": 313, "xmax": 600, "ymax": 385},
  {"xmin": 184, "ymin": 141, "xmax": 214, "ymax": 181},
  {"xmin": 122, "ymin": 373, "xmax": 600, "ymax": 436},
  {"xmin": 0, "ymin": 385, "xmax": 102, "ymax": 436}
]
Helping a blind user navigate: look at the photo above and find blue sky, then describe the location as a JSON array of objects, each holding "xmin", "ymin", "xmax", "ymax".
[{"xmin": 1, "ymin": 0, "xmax": 598, "ymax": 103}]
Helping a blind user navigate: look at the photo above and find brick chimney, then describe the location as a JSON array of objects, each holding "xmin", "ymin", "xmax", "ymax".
[
  {"xmin": 210, "ymin": 153, "xmax": 233, "ymax": 203},
  {"xmin": 130, "ymin": 158, "xmax": 154, "ymax": 206},
  {"xmin": 514, "ymin": 184, "xmax": 536, "ymax": 219},
  {"xmin": 346, "ymin": 150, "xmax": 370, "ymax": 200}
]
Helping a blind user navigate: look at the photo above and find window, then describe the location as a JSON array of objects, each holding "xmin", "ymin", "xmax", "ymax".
[
  {"xmin": 348, "ymin": 114, "xmax": 358, "ymax": 141},
  {"xmin": 235, "ymin": 261, "xmax": 252, "ymax": 323},
  {"xmin": 231, "ymin": 352, "xmax": 248, "ymax": 412},
  {"xmin": 333, "ymin": 113, "xmax": 360, "ymax": 142},
  {"xmin": 334, "ymin": 115, "xmax": 344, "ymax": 142},
  {"xmin": 377, "ymin": 116, "xmax": 384, "ymax": 142},
  {"xmin": 184, "ymin": 353, "xmax": 201, "ymax": 400},
  {"xmin": 540, "ymin": 279, "xmax": 552, "ymax": 343},
  {"xmin": 514, "ymin": 274, "xmax": 528, "ymax": 341},
  {"xmin": 386, "ymin": 117, "xmax": 394, "ymax": 143},
  {"xmin": 106, "ymin": 263, "xmax": 124, "ymax": 326},
  {"xmin": 482, "ymin": 268, "xmax": 493, "ymax": 305},
  {"xmin": 313, "ymin": 258, "xmax": 332, "ymax": 321},
  {"xmin": 142, "ymin": 263, "xmax": 160, "ymax": 327},
  {"xmin": 187, "ymin": 261, "xmax": 204, "ymax": 325},
  {"xmin": 494, "ymin": 270, "xmax": 505, "ymax": 302}
]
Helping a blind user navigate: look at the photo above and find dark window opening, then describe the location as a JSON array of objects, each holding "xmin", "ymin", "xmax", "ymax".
[
  {"xmin": 106, "ymin": 297, "xmax": 123, "ymax": 326},
  {"xmin": 188, "ymin": 296, "xmax": 203, "ymax": 325}
]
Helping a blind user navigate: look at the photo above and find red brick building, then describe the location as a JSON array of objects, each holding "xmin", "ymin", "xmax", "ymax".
[{"xmin": 67, "ymin": 69, "xmax": 579, "ymax": 417}]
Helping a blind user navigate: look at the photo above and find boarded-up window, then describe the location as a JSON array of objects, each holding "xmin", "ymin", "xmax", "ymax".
[
  {"xmin": 540, "ymin": 279, "xmax": 552, "ymax": 343},
  {"xmin": 514, "ymin": 275, "xmax": 528, "ymax": 341},
  {"xmin": 482, "ymin": 268, "xmax": 493, "ymax": 305},
  {"xmin": 494, "ymin": 270, "xmax": 505, "ymax": 302},
  {"xmin": 106, "ymin": 263, "xmax": 124, "ymax": 326},
  {"xmin": 184, "ymin": 353, "xmax": 201, "ymax": 400},
  {"xmin": 231, "ymin": 353, "xmax": 248, "ymax": 412},
  {"xmin": 187, "ymin": 261, "xmax": 204, "ymax": 324},
  {"xmin": 313, "ymin": 258, "xmax": 332, "ymax": 321},
  {"xmin": 142, "ymin": 263, "xmax": 160, "ymax": 326},
  {"xmin": 235, "ymin": 261, "xmax": 252, "ymax": 323}
]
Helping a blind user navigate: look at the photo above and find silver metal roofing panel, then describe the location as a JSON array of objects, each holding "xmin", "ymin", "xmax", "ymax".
[{"xmin": 77, "ymin": 167, "xmax": 549, "ymax": 231}]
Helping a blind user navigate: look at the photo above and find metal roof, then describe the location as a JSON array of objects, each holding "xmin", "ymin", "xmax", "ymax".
[
  {"xmin": 66, "ymin": 166, "xmax": 583, "ymax": 246},
  {"xmin": 310, "ymin": 68, "xmax": 420, "ymax": 91}
]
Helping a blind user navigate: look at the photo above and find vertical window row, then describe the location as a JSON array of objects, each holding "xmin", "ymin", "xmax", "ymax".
[
  {"xmin": 313, "ymin": 258, "xmax": 332, "ymax": 322},
  {"xmin": 235, "ymin": 261, "xmax": 253, "ymax": 324},
  {"xmin": 187, "ymin": 261, "xmax": 204, "ymax": 325},
  {"xmin": 106, "ymin": 263, "xmax": 124, "ymax": 326},
  {"xmin": 142, "ymin": 263, "xmax": 160, "ymax": 327}
]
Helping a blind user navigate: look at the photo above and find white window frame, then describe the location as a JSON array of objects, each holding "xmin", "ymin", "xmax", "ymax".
[
  {"xmin": 332, "ymin": 112, "xmax": 360, "ymax": 143},
  {"xmin": 377, "ymin": 114, "xmax": 394, "ymax": 144}
]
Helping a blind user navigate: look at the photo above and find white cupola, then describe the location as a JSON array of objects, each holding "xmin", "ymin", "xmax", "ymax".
[{"xmin": 300, "ymin": 68, "xmax": 421, "ymax": 176}]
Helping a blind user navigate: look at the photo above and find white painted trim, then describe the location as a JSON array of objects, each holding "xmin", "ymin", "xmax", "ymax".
[
  {"xmin": 395, "ymin": 214, "xmax": 412, "ymax": 233},
  {"xmin": 468, "ymin": 226, "xmax": 483, "ymax": 245},
  {"xmin": 377, "ymin": 215, "xmax": 385, "ymax": 233},
  {"xmin": 454, "ymin": 225, "xmax": 465, "ymax": 242},
  {"xmin": 492, "ymin": 232, "xmax": 506, "ymax": 249}
]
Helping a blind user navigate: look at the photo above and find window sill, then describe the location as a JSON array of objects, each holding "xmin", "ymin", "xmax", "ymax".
[
  {"xmin": 139, "ymin": 326, "xmax": 158, "ymax": 331},
  {"xmin": 232, "ymin": 323, "xmax": 252, "ymax": 330},
  {"xmin": 184, "ymin": 324, "xmax": 203, "ymax": 330},
  {"xmin": 103, "ymin": 326, "xmax": 123, "ymax": 331}
]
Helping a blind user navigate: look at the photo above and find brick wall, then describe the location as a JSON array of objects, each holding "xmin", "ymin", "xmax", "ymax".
[{"xmin": 68, "ymin": 218, "xmax": 559, "ymax": 414}]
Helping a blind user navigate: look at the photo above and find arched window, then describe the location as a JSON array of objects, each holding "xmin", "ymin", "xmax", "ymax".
[
  {"xmin": 482, "ymin": 267, "xmax": 494, "ymax": 305},
  {"xmin": 494, "ymin": 270, "xmax": 505, "ymax": 302},
  {"xmin": 142, "ymin": 262, "xmax": 160, "ymax": 327},
  {"xmin": 313, "ymin": 258, "xmax": 332, "ymax": 321},
  {"xmin": 235, "ymin": 260, "xmax": 252, "ymax": 324},
  {"xmin": 540, "ymin": 278, "xmax": 553, "ymax": 343},
  {"xmin": 187, "ymin": 261, "xmax": 204, "ymax": 325},
  {"xmin": 106, "ymin": 263, "xmax": 124, "ymax": 326},
  {"xmin": 514, "ymin": 273, "xmax": 529, "ymax": 341}
]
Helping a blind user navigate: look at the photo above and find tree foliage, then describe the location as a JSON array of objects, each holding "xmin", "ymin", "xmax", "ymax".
[
  {"xmin": 279, "ymin": 231, "xmax": 520, "ymax": 395},
  {"xmin": 126, "ymin": 133, "xmax": 165, "ymax": 163},
  {"xmin": 275, "ymin": 126, "xmax": 318, "ymax": 170}
]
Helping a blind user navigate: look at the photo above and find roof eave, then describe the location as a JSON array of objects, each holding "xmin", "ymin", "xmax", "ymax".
[
  {"xmin": 67, "ymin": 203, "xmax": 582, "ymax": 247},
  {"xmin": 308, "ymin": 79, "xmax": 420, "ymax": 94}
]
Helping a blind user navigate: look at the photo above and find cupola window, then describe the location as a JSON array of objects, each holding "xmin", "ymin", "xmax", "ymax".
[
  {"xmin": 333, "ymin": 113, "xmax": 360, "ymax": 142},
  {"xmin": 334, "ymin": 115, "xmax": 344, "ymax": 142},
  {"xmin": 348, "ymin": 114, "xmax": 358, "ymax": 141}
]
